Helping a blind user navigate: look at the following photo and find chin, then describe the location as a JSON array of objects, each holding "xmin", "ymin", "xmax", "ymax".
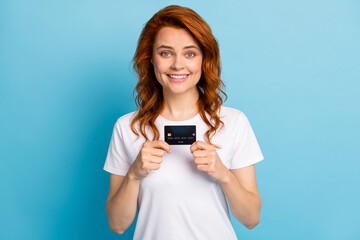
[{"xmin": 164, "ymin": 86, "xmax": 196, "ymax": 95}]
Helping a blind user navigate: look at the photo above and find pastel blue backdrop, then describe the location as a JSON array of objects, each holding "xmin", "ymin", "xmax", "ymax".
[{"xmin": 1, "ymin": 0, "xmax": 359, "ymax": 239}]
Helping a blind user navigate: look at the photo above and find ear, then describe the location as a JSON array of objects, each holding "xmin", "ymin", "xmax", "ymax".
[{"xmin": 150, "ymin": 58, "xmax": 153, "ymax": 64}]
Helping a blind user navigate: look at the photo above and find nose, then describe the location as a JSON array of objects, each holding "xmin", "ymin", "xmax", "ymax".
[{"xmin": 170, "ymin": 55, "xmax": 184, "ymax": 70}]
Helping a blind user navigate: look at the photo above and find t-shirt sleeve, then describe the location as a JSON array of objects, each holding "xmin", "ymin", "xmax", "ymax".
[
  {"xmin": 103, "ymin": 119, "xmax": 131, "ymax": 176},
  {"xmin": 228, "ymin": 112, "xmax": 264, "ymax": 169}
]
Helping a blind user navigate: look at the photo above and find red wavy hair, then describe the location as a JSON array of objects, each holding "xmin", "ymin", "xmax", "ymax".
[{"xmin": 131, "ymin": 5, "xmax": 227, "ymax": 146}]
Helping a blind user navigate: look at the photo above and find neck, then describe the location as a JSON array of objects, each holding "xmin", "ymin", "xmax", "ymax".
[{"xmin": 160, "ymin": 87, "xmax": 200, "ymax": 121}]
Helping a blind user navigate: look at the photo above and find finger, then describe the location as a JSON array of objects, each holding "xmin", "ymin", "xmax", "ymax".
[
  {"xmin": 148, "ymin": 163, "xmax": 161, "ymax": 170},
  {"xmin": 142, "ymin": 162, "xmax": 161, "ymax": 172},
  {"xmin": 194, "ymin": 157, "xmax": 208, "ymax": 165},
  {"xmin": 143, "ymin": 154, "xmax": 163, "ymax": 164},
  {"xmin": 190, "ymin": 141, "xmax": 202, "ymax": 152},
  {"xmin": 196, "ymin": 164, "xmax": 209, "ymax": 172},
  {"xmin": 151, "ymin": 140, "xmax": 171, "ymax": 154},
  {"xmin": 150, "ymin": 148, "xmax": 166, "ymax": 157},
  {"xmin": 192, "ymin": 150, "xmax": 208, "ymax": 158},
  {"xmin": 190, "ymin": 140, "xmax": 213, "ymax": 153}
]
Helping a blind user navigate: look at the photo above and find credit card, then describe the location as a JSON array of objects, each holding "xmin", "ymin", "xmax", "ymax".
[{"xmin": 164, "ymin": 125, "xmax": 196, "ymax": 145}]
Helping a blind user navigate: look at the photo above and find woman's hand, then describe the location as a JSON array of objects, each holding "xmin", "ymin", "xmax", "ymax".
[
  {"xmin": 129, "ymin": 140, "xmax": 171, "ymax": 181},
  {"xmin": 190, "ymin": 140, "xmax": 229, "ymax": 183}
]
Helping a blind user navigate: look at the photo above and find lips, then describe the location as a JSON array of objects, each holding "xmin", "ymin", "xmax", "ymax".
[{"xmin": 167, "ymin": 74, "xmax": 190, "ymax": 83}]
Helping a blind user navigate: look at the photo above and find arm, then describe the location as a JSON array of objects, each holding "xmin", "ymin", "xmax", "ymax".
[
  {"xmin": 190, "ymin": 141, "xmax": 262, "ymax": 229},
  {"xmin": 219, "ymin": 164, "xmax": 261, "ymax": 229},
  {"xmin": 105, "ymin": 168, "xmax": 140, "ymax": 234},
  {"xmin": 105, "ymin": 140, "xmax": 171, "ymax": 234}
]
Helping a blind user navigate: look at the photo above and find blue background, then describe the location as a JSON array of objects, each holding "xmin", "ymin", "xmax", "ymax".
[{"xmin": 1, "ymin": 0, "xmax": 359, "ymax": 239}]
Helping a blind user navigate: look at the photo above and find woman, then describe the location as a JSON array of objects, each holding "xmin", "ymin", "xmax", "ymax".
[{"xmin": 103, "ymin": 5, "xmax": 264, "ymax": 239}]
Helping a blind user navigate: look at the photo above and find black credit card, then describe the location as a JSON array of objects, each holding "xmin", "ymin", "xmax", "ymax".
[{"xmin": 164, "ymin": 125, "xmax": 196, "ymax": 145}]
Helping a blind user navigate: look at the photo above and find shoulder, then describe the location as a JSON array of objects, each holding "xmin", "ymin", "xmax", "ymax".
[
  {"xmin": 114, "ymin": 110, "xmax": 138, "ymax": 128},
  {"xmin": 219, "ymin": 106, "xmax": 246, "ymax": 122}
]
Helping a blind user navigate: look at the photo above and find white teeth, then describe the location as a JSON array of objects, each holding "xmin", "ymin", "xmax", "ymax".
[{"xmin": 168, "ymin": 74, "xmax": 188, "ymax": 79}]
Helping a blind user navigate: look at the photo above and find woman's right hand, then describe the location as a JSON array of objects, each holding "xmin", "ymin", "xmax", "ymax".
[{"xmin": 129, "ymin": 140, "xmax": 171, "ymax": 181}]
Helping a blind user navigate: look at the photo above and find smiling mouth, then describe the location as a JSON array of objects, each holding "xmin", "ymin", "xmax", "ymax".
[
  {"xmin": 167, "ymin": 74, "xmax": 190, "ymax": 79},
  {"xmin": 166, "ymin": 74, "xmax": 190, "ymax": 83}
]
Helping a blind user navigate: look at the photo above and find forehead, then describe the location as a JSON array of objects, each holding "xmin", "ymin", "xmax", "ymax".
[{"xmin": 153, "ymin": 26, "xmax": 200, "ymax": 48}]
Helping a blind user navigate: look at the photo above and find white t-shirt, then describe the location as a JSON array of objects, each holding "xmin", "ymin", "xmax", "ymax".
[{"xmin": 103, "ymin": 106, "xmax": 264, "ymax": 240}]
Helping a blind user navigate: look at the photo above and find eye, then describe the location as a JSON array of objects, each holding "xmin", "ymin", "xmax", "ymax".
[
  {"xmin": 160, "ymin": 51, "xmax": 171, "ymax": 57},
  {"xmin": 186, "ymin": 52, "xmax": 195, "ymax": 57}
]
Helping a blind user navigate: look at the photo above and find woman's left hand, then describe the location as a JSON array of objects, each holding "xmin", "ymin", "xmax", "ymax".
[{"xmin": 190, "ymin": 140, "xmax": 229, "ymax": 183}]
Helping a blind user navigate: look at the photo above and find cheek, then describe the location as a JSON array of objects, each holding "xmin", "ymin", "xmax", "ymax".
[
  {"xmin": 153, "ymin": 59, "xmax": 169, "ymax": 73},
  {"xmin": 152, "ymin": 60, "xmax": 166, "ymax": 84},
  {"xmin": 188, "ymin": 60, "xmax": 202, "ymax": 73}
]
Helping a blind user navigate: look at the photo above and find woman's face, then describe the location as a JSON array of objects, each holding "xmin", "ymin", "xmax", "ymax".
[{"xmin": 151, "ymin": 26, "xmax": 203, "ymax": 96}]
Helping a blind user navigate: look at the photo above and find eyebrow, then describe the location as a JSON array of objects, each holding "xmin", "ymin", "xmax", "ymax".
[{"xmin": 156, "ymin": 45, "xmax": 200, "ymax": 51}]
